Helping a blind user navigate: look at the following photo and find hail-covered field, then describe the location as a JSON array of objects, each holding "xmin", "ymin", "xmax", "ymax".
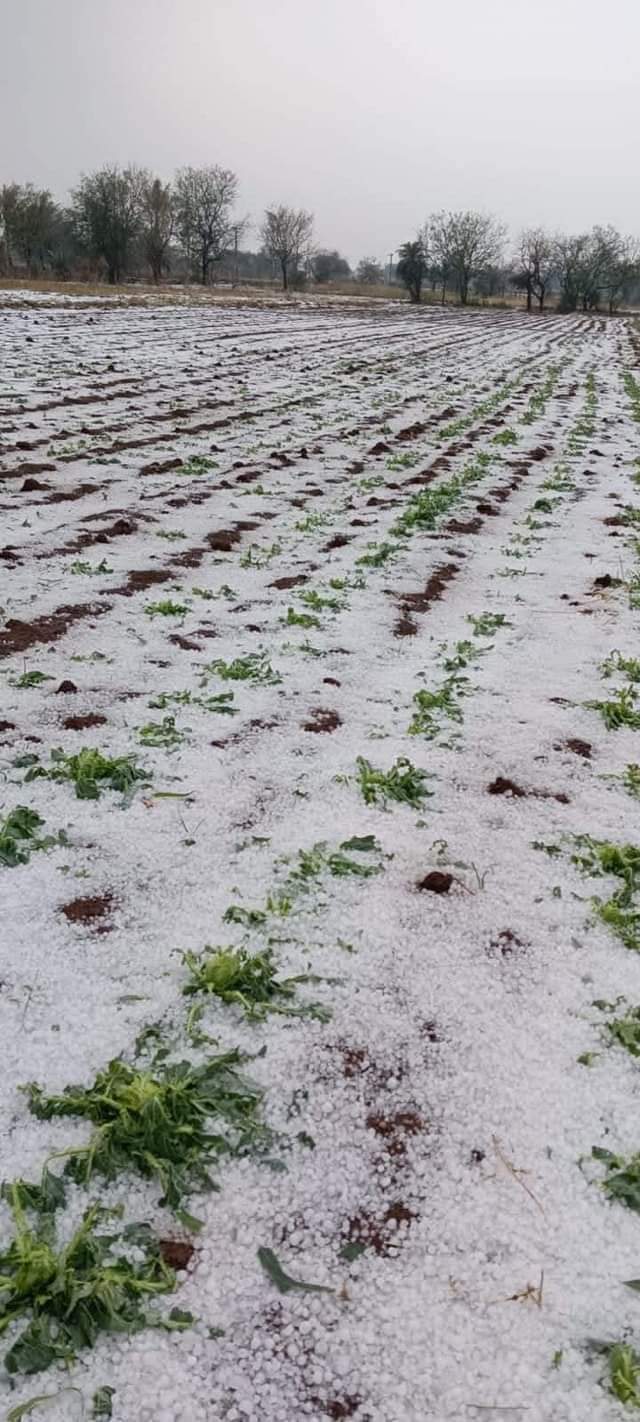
[{"xmin": 1, "ymin": 294, "xmax": 640, "ymax": 1422}]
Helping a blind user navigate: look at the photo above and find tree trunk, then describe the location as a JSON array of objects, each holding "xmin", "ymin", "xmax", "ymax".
[
  {"xmin": 201, "ymin": 250, "xmax": 207, "ymax": 285},
  {"xmin": 526, "ymin": 283, "xmax": 532, "ymax": 313},
  {"xmin": 538, "ymin": 291, "xmax": 545, "ymax": 311},
  {"xmin": 459, "ymin": 277, "xmax": 468, "ymax": 306},
  {"xmin": 281, "ymin": 259, "xmax": 288, "ymax": 291},
  {"xmin": 441, "ymin": 277, "xmax": 446, "ymax": 305}
]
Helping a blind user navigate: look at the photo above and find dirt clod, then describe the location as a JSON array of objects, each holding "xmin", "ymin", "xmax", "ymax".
[
  {"xmin": 61, "ymin": 894, "xmax": 114, "ymax": 930},
  {"xmin": 416, "ymin": 870, "xmax": 453, "ymax": 894}
]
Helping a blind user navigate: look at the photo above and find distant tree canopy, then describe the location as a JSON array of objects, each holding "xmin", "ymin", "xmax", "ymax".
[
  {"xmin": 2, "ymin": 164, "xmax": 640, "ymax": 312},
  {"xmin": 396, "ymin": 239, "xmax": 427, "ymax": 303},
  {"xmin": 260, "ymin": 205, "xmax": 314, "ymax": 290},
  {"xmin": 312, "ymin": 248, "xmax": 351, "ymax": 283}
]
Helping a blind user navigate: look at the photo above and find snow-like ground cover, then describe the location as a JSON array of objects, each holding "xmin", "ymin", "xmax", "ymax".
[{"xmin": 1, "ymin": 300, "xmax": 640, "ymax": 1422}]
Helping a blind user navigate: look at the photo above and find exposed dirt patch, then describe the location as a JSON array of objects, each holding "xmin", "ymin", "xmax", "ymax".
[
  {"xmin": 394, "ymin": 562, "xmax": 459, "ymax": 635},
  {"xmin": 112, "ymin": 567, "xmax": 173, "ymax": 596},
  {"xmin": 270, "ymin": 574, "xmax": 309, "ymax": 590},
  {"xmin": 322, "ymin": 533, "xmax": 353, "ymax": 552},
  {"xmin": 344, "ymin": 1201, "xmax": 416, "ymax": 1257},
  {"xmin": 159, "ymin": 1239, "xmax": 195, "ymax": 1271},
  {"xmin": 489, "ymin": 929, "xmax": 525, "ymax": 957},
  {"xmin": 487, "ymin": 775, "xmax": 569, "ymax": 803},
  {"xmin": 303, "ymin": 708, "xmax": 342, "ymax": 733},
  {"xmin": 563, "ymin": 737, "xmax": 592, "ymax": 759},
  {"xmin": 61, "ymin": 893, "xmax": 114, "ymax": 931},
  {"xmin": 0, "ymin": 604, "xmax": 108, "ymax": 659},
  {"xmin": 591, "ymin": 572, "xmax": 623, "ymax": 590},
  {"xmin": 56, "ymin": 679, "xmax": 78, "ymax": 694},
  {"xmin": 366, "ymin": 1109, "xmax": 425, "ymax": 1158},
  {"xmin": 446, "ymin": 515, "xmax": 483, "ymax": 534},
  {"xmin": 416, "ymin": 870, "xmax": 453, "ymax": 894},
  {"xmin": 140, "ymin": 457, "xmax": 184, "ymax": 476},
  {"xmin": 314, "ymin": 1397, "xmax": 363, "ymax": 1420},
  {"xmin": 0, "ymin": 719, "xmax": 16, "ymax": 733},
  {"xmin": 170, "ymin": 633, "xmax": 202, "ymax": 651},
  {"xmin": 62, "ymin": 713, "xmax": 108, "ymax": 731},
  {"xmin": 21, "ymin": 476, "xmax": 49, "ymax": 492}
]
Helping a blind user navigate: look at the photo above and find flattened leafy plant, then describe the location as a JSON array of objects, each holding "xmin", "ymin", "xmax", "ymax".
[{"xmin": 183, "ymin": 946, "xmax": 331, "ymax": 1022}]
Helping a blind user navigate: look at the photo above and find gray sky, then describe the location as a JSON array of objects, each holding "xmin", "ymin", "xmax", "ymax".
[{"xmin": 3, "ymin": 0, "xmax": 639, "ymax": 262}]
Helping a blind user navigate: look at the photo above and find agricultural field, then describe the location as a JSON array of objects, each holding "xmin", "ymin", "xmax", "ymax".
[{"xmin": 2, "ymin": 295, "xmax": 640, "ymax": 1422}]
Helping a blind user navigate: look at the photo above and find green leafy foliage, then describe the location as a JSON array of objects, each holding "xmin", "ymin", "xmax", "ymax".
[
  {"xmin": 608, "ymin": 1342, "xmax": 640, "ymax": 1407},
  {"xmin": 392, "ymin": 454, "xmax": 491, "ymax": 537},
  {"xmin": 354, "ymin": 755, "xmax": 433, "ymax": 808},
  {"xmin": 9, "ymin": 671, "xmax": 54, "ymax": 689},
  {"xmin": 593, "ymin": 1147, "xmax": 640, "ymax": 1212},
  {"xmin": 92, "ymin": 1387, "xmax": 116, "ymax": 1418},
  {"xmin": 138, "ymin": 716, "xmax": 185, "ymax": 748},
  {"xmin": 283, "ymin": 607, "xmax": 320, "ymax": 629},
  {"xmin": 177, "ymin": 455, "xmax": 218, "ymax": 477},
  {"xmin": 601, "ymin": 650, "xmax": 640, "ymax": 683},
  {"xmin": 25, "ymin": 1053, "xmax": 266, "ymax": 1213},
  {"xmin": 492, "ymin": 428, "xmax": 517, "ymax": 445},
  {"xmin": 0, "ymin": 808, "xmax": 64, "ymax": 868},
  {"xmin": 204, "ymin": 654, "xmax": 281, "ymax": 685},
  {"xmin": 148, "ymin": 689, "xmax": 236, "ymax": 715},
  {"xmin": 183, "ymin": 946, "xmax": 330, "ymax": 1022},
  {"xmin": 0, "ymin": 1192, "xmax": 175, "ymax": 1375},
  {"xmin": 144, "ymin": 600, "xmax": 189, "ymax": 618},
  {"xmin": 601, "ymin": 1003, "xmax": 640, "ymax": 1057},
  {"xmin": 257, "ymin": 1247, "xmax": 333, "ymax": 1296},
  {"xmin": 298, "ymin": 588, "xmax": 345, "ymax": 612},
  {"xmin": 69, "ymin": 559, "xmax": 113, "ymax": 575},
  {"xmin": 409, "ymin": 680, "xmax": 466, "ymax": 739},
  {"xmin": 585, "ymin": 686, "xmax": 640, "ymax": 729},
  {"xmin": 26, "ymin": 748, "xmax": 148, "ymax": 801},
  {"xmin": 466, "ymin": 612, "xmax": 510, "ymax": 637},
  {"xmin": 356, "ymin": 541, "xmax": 401, "ymax": 568}
]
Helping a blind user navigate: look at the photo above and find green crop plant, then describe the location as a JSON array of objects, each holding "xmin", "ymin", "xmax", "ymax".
[
  {"xmin": 585, "ymin": 686, "xmax": 640, "ymax": 730},
  {"xmin": 144, "ymin": 600, "xmax": 189, "ymax": 618},
  {"xmin": 138, "ymin": 716, "xmax": 186, "ymax": 748},
  {"xmin": 183, "ymin": 946, "xmax": 330, "ymax": 1022},
  {"xmin": 354, "ymin": 755, "xmax": 433, "ymax": 808},
  {"xmin": 0, "ymin": 807, "xmax": 65, "ymax": 868},
  {"xmin": 25, "ymin": 748, "xmax": 148, "ymax": 801},
  {"xmin": 25, "ymin": 1052, "xmax": 267, "ymax": 1219},
  {"xmin": 0, "ymin": 1189, "xmax": 176, "ymax": 1376}
]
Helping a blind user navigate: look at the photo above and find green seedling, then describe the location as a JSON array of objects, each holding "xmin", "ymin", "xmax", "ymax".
[
  {"xmin": 0, "ymin": 1190, "xmax": 175, "ymax": 1376},
  {"xmin": 177, "ymin": 456, "xmax": 218, "ymax": 476},
  {"xmin": 409, "ymin": 680, "xmax": 466, "ymax": 739},
  {"xmin": 9, "ymin": 671, "xmax": 54, "ymax": 689},
  {"xmin": 157, "ymin": 530, "xmax": 187, "ymax": 542},
  {"xmin": 149, "ymin": 689, "xmax": 236, "ymax": 715},
  {"xmin": 295, "ymin": 512, "xmax": 329, "ymax": 533},
  {"xmin": 607, "ymin": 1342, "xmax": 640, "ymax": 1407},
  {"xmin": 601, "ymin": 1002, "xmax": 640, "ymax": 1058},
  {"xmin": 593, "ymin": 1147, "xmax": 640, "ymax": 1213},
  {"xmin": 601, "ymin": 651, "xmax": 640, "ymax": 683},
  {"xmin": 356, "ymin": 541, "xmax": 401, "ymax": 568},
  {"xmin": 354, "ymin": 755, "xmax": 433, "ymax": 808},
  {"xmin": 144, "ymin": 600, "xmax": 189, "ymax": 618},
  {"xmin": 585, "ymin": 686, "xmax": 640, "ymax": 730},
  {"xmin": 26, "ymin": 1052, "xmax": 266, "ymax": 1217},
  {"xmin": 138, "ymin": 716, "xmax": 186, "ymax": 748},
  {"xmin": 69, "ymin": 559, "xmax": 113, "ymax": 575},
  {"xmin": 204, "ymin": 653, "xmax": 281, "ymax": 685},
  {"xmin": 392, "ymin": 453, "xmax": 491, "ymax": 537},
  {"xmin": 239, "ymin": 542, "xmax": 282, "ymax": 568},
  {"xmin": 283, "ymin": 607, "xmax": 321, "ymax": 629},
  {"xmin": 492, "ymin": 428, "xmax": 518, "ymax": 445},
  {"xmin": 183, "ymin": 946, "xmax": 330, "ymax": 1022},
  {"xmin": 26, "ymin": 748, "xmax": 148, "ymax": 801},
  {"xmin": 0, "ymin": 808, "xmax": 65, "ymax": 868},
  {"xmin": 463, "ymin": 608, "xmax": 509, "ymax": 637},
  {"xmin": 298, "ymin": 589, "xmax": 345, "ymax": 612}
]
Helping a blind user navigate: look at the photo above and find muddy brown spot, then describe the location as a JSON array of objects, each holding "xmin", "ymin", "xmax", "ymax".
[
  {"xmin": 159, "ymin": 1239, "xmax": 195, "ymax": 1270},
  {"xmin": 322, "ymin": 533, "xmax": 353, "ymax": 551},
  {"xmin": 63, "ymin": 713, "xmax": 108, "ymax": 731},
  {"xmin": 270, "ymin": 574, "xmax": 309, "ymax": 590},
  {"xmin": 140, "ymin": 457, "xmax": 184, "ymax": 476},
  {"xmin": 490, "ymin": 929, "xmax": 524, "ymax": 957},
  {"xmin": 303, "ymin": 707, "xmax": 342, "ymax": 733},
  {"xmin": 564, "ymin": 737, "xmax": 592, "ymax": 759},
  {"xmin": 394, "ymin": 562, "xmax": 459, "ymax": 635},
  {"xmin": 0, "ymin": 606, "xmax": 108, "ymax": 660},
  {"xmin": 61, "ymin": 893, "xmax": 114, "ymax": 930},
  {"xmin": 56, "ymin": 679, "xmax": 79, "ymax": 694},
  {"xmin": 0, "ymin": 719, "xmax": 16, "ymax": 733},
  {"xmin": 344, "ymin": 1201, "xmax": 416, "ymax": 1257},
  {"xmin": 170, "ymin": 634, "xmax": 202, "ymax": 651},
  {"xmin": 488, "ymin": 775, "xmax": 569, "ymax": 804},
  {"xmin": 416, "ymin": 870, "xmax": 453, "ymax": 894}
]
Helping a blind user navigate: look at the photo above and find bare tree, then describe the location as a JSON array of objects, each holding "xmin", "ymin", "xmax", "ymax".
[
  {"xmin": 142, "ymin": 177, "xmax": 174, "ymax": 284},
  {"xmin": 260, "ymin": 206, "xmax": 314, "ymax": 291},
  {"xmin": 174, "ymin": 166, "xmax": 238, "ymax": 285},
  {"xmin": 425, "ymin": 213, "xmax": 454, "ymax": 304},
  {"xmin": 355, "ymin": 256, "xmax": 384, "ymax": 285},
  {"xmin": 312, "ymin": 248, "xmax": 351, "ymax": 283},
  {"xmin": 72, "ymin": 165, "xmax": 147, "ymax": 284},
  {"xmin": 512, "ymin": 227, "xmax": 554, "ymax": 311},
  {"xmin": 428, "ymin": 210, "xmax": 505, "ymax": 305},
  {"xmin": 396, "ymin": 238, "xmax": 427, "ymax": 303}
]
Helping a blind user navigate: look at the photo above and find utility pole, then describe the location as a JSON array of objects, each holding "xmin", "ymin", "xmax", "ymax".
[
  {"xmin": 387, "ymin": 251, "xmax": 394, "ymax": 285},
  {"xmin": 232, "ymin": 225, "xmax": 239, "ymax": 288}
]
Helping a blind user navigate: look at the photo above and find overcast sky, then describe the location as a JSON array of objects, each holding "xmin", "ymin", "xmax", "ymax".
[{"xmin": 3, "ymin": 0, "xmax": 638, "ymax": 262}]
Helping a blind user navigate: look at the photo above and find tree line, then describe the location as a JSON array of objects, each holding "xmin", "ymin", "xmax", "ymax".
[{"xmin": 1, "ymin": 163, "xmax": 638, "ymax": 312}]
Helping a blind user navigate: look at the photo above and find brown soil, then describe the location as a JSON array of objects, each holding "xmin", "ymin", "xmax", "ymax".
[
  {"xmin": 159, "ymin": 1239, "xmax": 195, "ymax": 1270},
  {"xmin": 394, "ymin": 562, "xmax": 459, "ymax": 635},
  {"xmin": 21, "ymin": 476, "xmax": 49, "ymax": 492},
  {"xmin": 323, "ymin": 676, "xmax": 341, "ymax": 687},
  {"xmin": 62, "ymin": 713, "xmax": 108, "ymax": 731},
  {"xmin": 563, "ymin": 737, "xmax": 592, "ymax": 759},
  {"xmin": 416, "ymin": 870, "xmax": 453, "ymax": 894},
  {"xmin": 0, "ymin": 719, "xmax": 16, "ymax": 732},
  {"xmin": 269, "ymin": 574, "xmax": 309, "ymax": 590},
  {"xmin": 317, "ymin": 1398, "xmax": 362, "ymax": 1420},
  {"xmin": 44, "ymin": 482, "xmax": 103, "ymax": 505},
  {"xmin": 490, "ymin": 929, "xmax": 524, "ymax": 957},
  {"xmin": 344, "ymin": 1201, "xmax": 416, "ymax": 1257},
  {"xmin": 365, "ymin": 1110, "xmax": 425, "ymax": 1158},
  {"xmin": 303, "ymin": 708, "xmax": 342, "ymax": 733},
  {"xmin": 56, "ymin": 680, "xmax": 79, "ymax": 694},
  {"xmin": 446, "ymin": 516, "xmax": 483, "ymax": 534},
  {"xmin": 170, "ymin": 634, "xmax": 202, "ymax": 651},
  {"xmin": 488, "ymin": 775, "xmax": 569, "ymax": 804},
  {"xmin": 61, "ymin": 893, "xmax": 114, "ymax": 930},
  {"xmin": 0, "ymin": 605, "xmax": 108, "ymax": 659},
  {"xmin": 140, "ymin": 457, "xmax": 184, "ymax": 476},
  {"xmin": 591, "ymin": 573, "xmax": 623, "ymax": 589},
  {"xmin": 322, "ymin": 534, "xmax": 353, "ymax": 551}
]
